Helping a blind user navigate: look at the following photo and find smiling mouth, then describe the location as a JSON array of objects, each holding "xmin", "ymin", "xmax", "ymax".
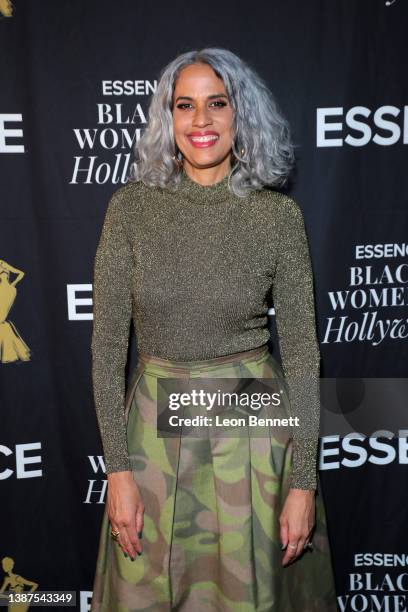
[
  {"xmin": 187, "ymin": 134, "xmax": 219, "ymax": 148},
  {"xmin": 189, "ymin": 135, "xmax": 219, "ymax": 142}
]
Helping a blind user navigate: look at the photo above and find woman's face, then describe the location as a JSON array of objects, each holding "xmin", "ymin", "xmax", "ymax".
[{"xmin": 172, "ymin": 63, "xmax": 234, "ymax": 172}]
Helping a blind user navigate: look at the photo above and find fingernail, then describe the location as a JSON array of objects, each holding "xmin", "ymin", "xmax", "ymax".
[
  {"xmin": 124, "ymin": 552, "xmax": 128, "ymax": 558},
  {"xmin": 138, "ymin": 531, "xmax": 143, "ymax": 539},
  {"xmin": 137, "ymin": 551, "xmax": 142, "ymax": 556}
]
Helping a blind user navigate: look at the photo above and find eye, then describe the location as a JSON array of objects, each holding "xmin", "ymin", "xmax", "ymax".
[
  {"xmin": 210, "ymin": 100, "xmax": 228, "ymax": 108},
  {"xmin": 175, "ymin": 100, "xmax": 228, "ymax": 110},
  {"xmin": 176, "ymin": 103, "xmax": 193, "ymax": 109}
]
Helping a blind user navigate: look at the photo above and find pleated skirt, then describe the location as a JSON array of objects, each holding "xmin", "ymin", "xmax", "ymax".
[{"xmin": 90, "ymin": 344, "xmax": 338, "ymax": 612}]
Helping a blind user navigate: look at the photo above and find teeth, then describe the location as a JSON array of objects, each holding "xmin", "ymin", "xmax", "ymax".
[{"xmin": 190, "ymin": 135, "xmax": 218, "ymax": 142}]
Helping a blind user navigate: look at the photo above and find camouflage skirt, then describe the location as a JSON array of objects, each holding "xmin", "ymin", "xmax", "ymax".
[{"xmin": 90, "ymin": 344, "xmax": 338, "ymax": 611}]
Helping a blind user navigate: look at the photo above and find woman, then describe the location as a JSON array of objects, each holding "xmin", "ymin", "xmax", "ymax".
[
  {"xmin": 0, "ymin": 259, "xmax": 30, "ymax": 363},
  {"xmin": 90, "ymin": 48, "xmax": 337, "ymax": 611},
  {"xmin": 0, "ymin": 556, "xmax": 39, "ymax": 612}
]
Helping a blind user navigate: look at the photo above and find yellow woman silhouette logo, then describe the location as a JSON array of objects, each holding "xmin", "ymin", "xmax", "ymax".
[
  {"xmin": 0, "ymin": 556, "xmax": 38, "ymax": 611},
  {"xmin": 0, "ymin": 260, "xmax": 30, "ymax": 363},
  {"xmin": 0, "ymin": 0, "xmax": 13, "ymax": 17}
]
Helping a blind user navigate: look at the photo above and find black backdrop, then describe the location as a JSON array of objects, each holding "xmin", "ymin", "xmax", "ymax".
[{"xmin": 1, "ymin": 1, "xmax": 407, "ymax": 610}]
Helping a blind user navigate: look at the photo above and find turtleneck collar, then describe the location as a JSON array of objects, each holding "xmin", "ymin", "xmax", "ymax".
[{"xmin": 177, "ymin": 166, "xmax": 232, "ymax": 204}]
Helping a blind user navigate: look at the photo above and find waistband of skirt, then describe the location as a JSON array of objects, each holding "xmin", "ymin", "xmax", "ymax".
[{"xmin": 137, "ymin": 344, "xmax": 270, "ymax": 373}]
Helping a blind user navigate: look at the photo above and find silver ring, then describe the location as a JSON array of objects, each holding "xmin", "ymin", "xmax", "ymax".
[{"xmin": 304, "ymin": 542, "xmax": 313, "ymax": 549}]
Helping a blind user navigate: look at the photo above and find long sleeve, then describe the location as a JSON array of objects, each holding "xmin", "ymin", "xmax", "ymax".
[
  {"xmin": 91, "ymin": 187, "xmax": 133, "ymax": 474},
  {"xmin": 272, "ymin": 196, "xmax": 321, "ymax": 490}
]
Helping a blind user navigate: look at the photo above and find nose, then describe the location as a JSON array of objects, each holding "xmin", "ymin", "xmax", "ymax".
[{"xmin": 192, "ymin": 103, "xmax": 212, "ymax": 127}]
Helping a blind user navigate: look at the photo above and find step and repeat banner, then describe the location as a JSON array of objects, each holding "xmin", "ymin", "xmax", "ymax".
[{"xmin": 1, "ymin": 0, "xmax": 407, "ymax": 610}]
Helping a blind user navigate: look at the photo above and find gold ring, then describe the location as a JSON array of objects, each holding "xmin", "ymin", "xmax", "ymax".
[
  {"xmin": 288, "ymin": 543, "xmax": 297, "ymax": 549},
  {"xmin": 111, "ymin": 530, "xmax": 120, "ymax": 539}
]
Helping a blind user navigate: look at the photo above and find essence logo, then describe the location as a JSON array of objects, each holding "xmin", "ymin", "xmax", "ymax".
[
  {"xmin": 319, "ymin": 431, "xmax": 408, "ymax": 471},
  {"xmin": 79, "ymin": 592, "xmax": 93, "ymax": 611},
  {"xmin": 317, "ymin": 106, "xmax": 408, "ymax": 147},
  {"xmin": 0, "ymin": 442, "xmax": 43, "ymax": 479},
  {"xmin": 0, "ymin": 114, "xmax": 24, "ymax": 153},
  {"xmin": 67, "ymin": 284, "xmax": 93, "ymax": 321}
]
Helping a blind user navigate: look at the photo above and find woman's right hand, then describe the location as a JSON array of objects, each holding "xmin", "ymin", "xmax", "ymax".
[{"xmin": 107, "ymin": 471, "xmax": 144, "ymax": 559}]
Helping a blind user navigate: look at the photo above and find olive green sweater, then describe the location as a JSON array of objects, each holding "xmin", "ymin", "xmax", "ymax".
[{"xmin": 91, "ymin": 169, "xmax": 321, "ymax": 489}]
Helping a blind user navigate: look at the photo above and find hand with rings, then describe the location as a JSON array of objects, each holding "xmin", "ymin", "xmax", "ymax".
[
  {"xmin": 279, "ymin": 488, "xmax": 316, "ymax": 566},
  {"xmin": 106, "ymin": 471, "xmax": 145, "ymax": 561}
]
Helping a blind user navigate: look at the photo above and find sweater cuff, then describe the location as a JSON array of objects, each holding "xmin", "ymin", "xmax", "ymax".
[{"xmin": 103, "ymin": 456, "xmax": 132, "ymax": 475}]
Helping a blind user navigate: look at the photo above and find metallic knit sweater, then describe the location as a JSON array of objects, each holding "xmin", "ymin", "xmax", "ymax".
[{"xmin": 91, "ymin": 168, "xmax": 321, "ymax": 490}]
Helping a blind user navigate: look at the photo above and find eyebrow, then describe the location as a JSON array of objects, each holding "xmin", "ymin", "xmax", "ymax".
[{"xmin": 175, "ymin": 93, "xmax": 229, "ymax": 103}]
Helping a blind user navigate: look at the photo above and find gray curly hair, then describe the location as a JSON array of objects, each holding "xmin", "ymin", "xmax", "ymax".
[{"xmin": 129, "ymin": 47, "xmax": 296, "ymax": 197}]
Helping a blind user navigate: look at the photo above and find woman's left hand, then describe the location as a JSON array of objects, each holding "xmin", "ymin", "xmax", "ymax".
[{"xmin": 279, "ymin": 488, "xmax": 316, "ymax": 566}]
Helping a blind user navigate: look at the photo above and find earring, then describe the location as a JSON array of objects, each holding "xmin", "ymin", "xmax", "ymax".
[{"xmin": 231, "ymin": 146, "xmax": 247, "ymax": 164}]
